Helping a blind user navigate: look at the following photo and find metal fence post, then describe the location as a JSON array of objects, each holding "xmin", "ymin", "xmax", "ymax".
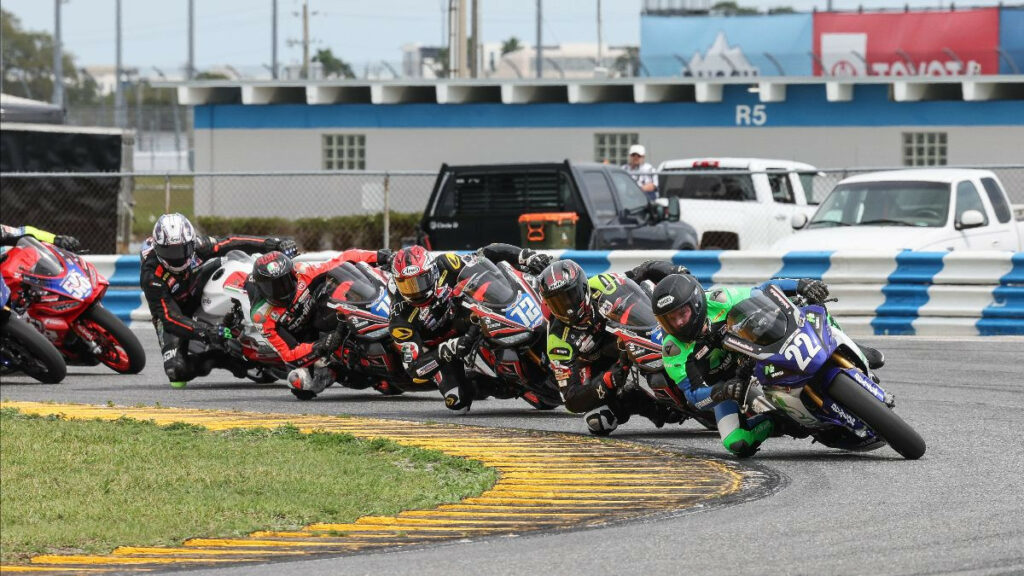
[
  {"xmin": 383, "ymin": 171, "xmax": 391, "ymax": 248},
  {"xmin": 164, "ymin": 173, "xmax": 171, "ymax": 213}
]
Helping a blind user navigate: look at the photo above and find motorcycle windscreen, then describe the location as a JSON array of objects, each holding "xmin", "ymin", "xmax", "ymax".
[
  {"xmin": 726, "ymin": 291, "xmax": 789, "ymax": 346},
  {"xmin": 16, "ymin": 237, "xmax": 63, "ymax": 277},
  {"xmin": 600, "ymin": 279, "xmax": 657, "ymax": 329},
  {"xmin": 458, "ymin": 259, "xmax": 516, "ymax": 307},
  {"xmin": 328, "ymin": 262, "xmax": 383, "ymax": 305}
]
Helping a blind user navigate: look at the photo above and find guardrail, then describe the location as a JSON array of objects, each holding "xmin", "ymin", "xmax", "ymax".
[{"xmin": 89, "ymin": 250, "xmax": 1024, "ymax": 337}]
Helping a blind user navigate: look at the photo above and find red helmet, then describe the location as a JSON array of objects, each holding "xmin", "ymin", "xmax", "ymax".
[{"xmin": 392, "ymin": 245, "xmax": 438, "ymax": 307}]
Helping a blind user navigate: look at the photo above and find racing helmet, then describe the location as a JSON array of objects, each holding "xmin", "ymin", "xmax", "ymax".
[
  {"xmin": 538, "ymin": 260, "xmax": 591, "ymax": 326},
  {"xmin": 392, "ymin": 245, "xmax": 439, "ymax": 307},
  {"xmin": 252, "ymin": 251, "xmax": 297, "ymax": 307},
  {"xmin": 652, "ymin": 274, "xmax": 708, "ymax": 342},
  {"xmin": 152, "ymin": 213, "xmax": 197, "ymax": 273}
]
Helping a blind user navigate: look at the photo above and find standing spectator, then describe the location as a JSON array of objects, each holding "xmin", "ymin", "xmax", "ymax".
[{"xmin": 623, "ymin": 144, "xmax": 658, "ymax": 200}]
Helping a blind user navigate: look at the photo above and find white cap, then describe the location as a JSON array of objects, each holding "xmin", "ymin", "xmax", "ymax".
[{"xmin": 628, "ymin": 144, "xmax": 646, "ymax": 156}]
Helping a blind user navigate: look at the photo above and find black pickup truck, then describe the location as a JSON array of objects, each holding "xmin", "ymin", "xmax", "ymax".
[{"xmin": 417, "ymin": 161, "xmax": 699, "ymax": 251}]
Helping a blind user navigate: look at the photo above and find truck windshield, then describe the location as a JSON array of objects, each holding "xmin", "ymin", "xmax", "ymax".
[
  {"xmin": 808, "ymin": 181, "xmax": 950, "ymax": 228},
  {"xmin": 658, "ymin": 170, "xmax": 757, "ymax": 202}
]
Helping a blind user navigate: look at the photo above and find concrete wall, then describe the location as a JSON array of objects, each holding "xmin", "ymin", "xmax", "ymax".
[{"xmin": 195, "ymin": 125, "xmax": 1024, "ymax": 173}]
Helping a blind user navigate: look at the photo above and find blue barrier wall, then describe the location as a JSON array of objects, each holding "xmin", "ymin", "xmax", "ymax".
[{"xmin": 95, "ymin": 252, "xmax": 1024, "ymax": 336}]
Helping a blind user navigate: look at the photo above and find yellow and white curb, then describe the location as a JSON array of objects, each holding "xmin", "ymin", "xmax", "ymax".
[{"xmin": 1, "ymin": 402, "xmax": 748, "ymax": 574}]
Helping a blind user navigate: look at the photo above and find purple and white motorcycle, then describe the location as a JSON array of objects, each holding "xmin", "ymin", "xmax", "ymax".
[{"xmin": 722, "ymin": 284, "xmax": 925, "ymax": 460}]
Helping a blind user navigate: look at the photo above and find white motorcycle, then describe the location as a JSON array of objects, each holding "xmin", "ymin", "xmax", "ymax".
[{"xmin": 188, "ymin": 250, "xmax": 289, "ymax": 383}]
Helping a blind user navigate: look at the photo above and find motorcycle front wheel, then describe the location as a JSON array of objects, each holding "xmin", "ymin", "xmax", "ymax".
[
  {"xmin": 76, "ymin": 305, "xmax": 146, "ymax": 374},
  {"xmin": 829, "ymin": 372, "xmax": 926, "ymax": 460},
  {"xmin": 0, "ymin": 318, "xmax": 67, "ymax": 383}
]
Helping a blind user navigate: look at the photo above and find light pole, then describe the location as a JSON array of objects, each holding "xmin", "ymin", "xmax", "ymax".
[
  {"xmin": 115, "ymin": 0, "xmax": 124, "ymax": 127},
  {"xmin": 535, "ymin": 0, "xmax": 542, "ymax": 78},
  {"xmin": 53, "ymin": 0, "xmax": 64, "ymax": 107}
]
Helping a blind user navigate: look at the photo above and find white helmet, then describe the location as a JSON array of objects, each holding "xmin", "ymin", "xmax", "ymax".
[{"xmin": 152, "ymin": 213, "xmax": 197, "ymax": 272}]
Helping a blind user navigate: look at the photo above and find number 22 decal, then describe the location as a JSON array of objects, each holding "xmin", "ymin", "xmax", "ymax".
[{"xmin": 783, "ymin": 333, "xmax": 822, "ymax": 370}]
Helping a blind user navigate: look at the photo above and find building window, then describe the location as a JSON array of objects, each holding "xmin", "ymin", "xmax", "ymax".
[
  {"xmin": 594, "ymin": 132, "xmax": 638, "ymax": 166},
  {"xmin": 902, "ymin": 132, "xmax": 947, "ymax": 166},
  {"xmin": 323, "ymin": 134, "xmax": 366, "ymax": 170}
]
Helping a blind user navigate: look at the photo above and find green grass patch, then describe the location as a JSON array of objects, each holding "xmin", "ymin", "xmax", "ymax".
[
  {"xmin": 132, "ymin": 175, "xmax": 195, "ymax": 240},
  {"xmin": 0, "ymin": 408, "xmax": 497, "ymax": 563}
]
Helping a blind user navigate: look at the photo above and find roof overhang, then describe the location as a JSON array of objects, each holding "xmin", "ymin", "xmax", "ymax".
[{"xmin": 152, "ymin": 75, "xmax": 1024, "ymax": 106}]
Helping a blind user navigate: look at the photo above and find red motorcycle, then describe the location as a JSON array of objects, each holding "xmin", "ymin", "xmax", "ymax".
[{"xmin": 0, "ymin": 236, "xmax": 146, "ymax": 374}]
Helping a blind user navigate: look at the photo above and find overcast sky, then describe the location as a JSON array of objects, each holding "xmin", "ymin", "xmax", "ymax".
[{"xmin": 3, "ymin": 0, "xmax": 1003, "ymax": 74}]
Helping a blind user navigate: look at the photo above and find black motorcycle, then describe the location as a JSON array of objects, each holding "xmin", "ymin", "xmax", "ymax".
[
  {"xmin": 598, "ymin": 274, "xmax": 717, "ymax": 430},
  {"xmin": 454, "ymin": 259, "xmax": 563, "ymax": 410}
]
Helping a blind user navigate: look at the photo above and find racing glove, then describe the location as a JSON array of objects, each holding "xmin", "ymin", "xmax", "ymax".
[
  {"xmin": 606, "ymin": 350, "xmax": 632, "ymax": 392},
  {"xmin": 53, "ymin": 235, "xmax": 81, "ymax": 252},
  {"xmin": 312, "ymin": 330, "xmax": 342, "ymax": 359},
  {"xmin": 266, "ymin": 238, "xmax": 298, "ymax": 257},
  {"xmin": 625, "ymin": 260, "xmax": 690, "ymax": 283},
  {"xmin": 203, "ymin": 324, "xmax": 243, "ymax": 357},
  {"xmin": 709, "ymin": 377, "xmax": 749, "ymax": 405},
  {"xmin": 797, "ymin": 278, "xmax": 830, "ymax": 305},
  {"xmin": 438, "ymin": 324, "xmax": 481, "ymax": 364},
  {"xmin": 518, "ymin": 249, "xmax": 553, "ymax": 275},
  {"xmin": 376, "ymin": 248, "xmax": 394, "ymax": 270}
]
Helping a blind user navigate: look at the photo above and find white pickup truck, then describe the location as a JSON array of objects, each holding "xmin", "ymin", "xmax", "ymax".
[
  {"xmin": 772, "ymin": 168, "xmax": 1024, "ymax": 252},
  {"xmin": 655, "ymin": 158, "xmax": 823, "ymax": 250}
]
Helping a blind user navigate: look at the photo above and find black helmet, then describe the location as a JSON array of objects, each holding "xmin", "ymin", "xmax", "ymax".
[
  {"xmin": 252, "ymin": 251, "xmax": 297, "ymax": 307},
  {"xmin": 538, "ymin": 260, "xmax": 590, "ymax": 325},
  {"xmin": 652, "ymin": 274, "xmax": 707, "ymax": 342}
]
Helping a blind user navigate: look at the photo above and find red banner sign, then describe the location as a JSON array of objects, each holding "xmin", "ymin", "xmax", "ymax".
[{"xmin": 813, "ymin": 9, "xmax": 1000, "ymax": 76}]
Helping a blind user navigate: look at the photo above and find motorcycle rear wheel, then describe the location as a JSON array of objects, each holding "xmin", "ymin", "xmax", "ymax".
[
  {"xmin": 77, "ymin": 305, "xmax": 146, "ymax": 374},
  {"xmin": 0, "ymin": 318, "xmax": 67, "ymax": 383},
  {"xmin": 829, "ymin": 372, "xmax": 926, "ymax": 460}
]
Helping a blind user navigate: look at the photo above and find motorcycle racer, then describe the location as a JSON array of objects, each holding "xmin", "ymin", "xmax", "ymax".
[
  {"xmin": 538, "ymin": 259, "xmax": 685, "ymax": 435},
  {"xmin": 140, "ymin": 213, "xmax": 297, "ymax": 388},
  {"xmin": 248, "ymin": 248, "xmax": 388, "ymax": 398},
  {"xmin": 388, "ymin": 243, "xmax": 551, "ymax": 413},
  {"xmin": 651, "ymin": 271, "xmax": 885, "ymax": 457}
]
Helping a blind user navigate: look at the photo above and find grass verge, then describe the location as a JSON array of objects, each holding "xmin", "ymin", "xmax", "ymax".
[
  {"xmin": 132, "ymin": 175, "xmax": 195, "ymax": 240},
  {"xmin": 0, "ymin": 408, "xmax": 497, "ymax": 563}
]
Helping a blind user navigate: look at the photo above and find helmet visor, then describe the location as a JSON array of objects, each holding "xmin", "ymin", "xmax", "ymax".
[
  {"xmin": 155, "ymin": 242, "xmax": 194, "ymax": 272},
  {"xmin": 545, "ymin": 289, "xmax": 585, "ymax": 324},
  {"xmin": 258, "ymin": 272, "xmax": 297, "ymax": 307},
  {"xmin": 656, "ymin": 305, "xmax": 695, "ymax": 339},
  {"xmin": 396, "ymin": 271, "xmax": 436, "ymax": 306}
]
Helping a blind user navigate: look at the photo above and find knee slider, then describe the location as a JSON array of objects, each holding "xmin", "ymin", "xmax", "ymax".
[{"xmin": 585, "ymin": 407, "xmax": 618, "ymax": 436}]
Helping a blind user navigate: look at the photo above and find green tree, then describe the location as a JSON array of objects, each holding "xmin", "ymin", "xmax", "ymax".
[
  {"xmin": 711, "ymin": 1, "xmax": 760, "ymax": 14},
  {"xmin": 501, "ymin": 36, "xmax": 522, "ymax": 56},
  {"xmin": 313, "ymin": 48, "xmax": 355, "ymax": 79},
  {"xmin": 194, "ymin": 70, "xmax": 231, "ymax": 80},
  {"xmin": 1, "ymin": 8, "xmax": 98, "ymax": 105}
]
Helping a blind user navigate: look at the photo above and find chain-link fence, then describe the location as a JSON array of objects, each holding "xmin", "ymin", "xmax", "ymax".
[{"xmin": 2, "ymin": 166, "xmax": 1022, "ymax": 254}]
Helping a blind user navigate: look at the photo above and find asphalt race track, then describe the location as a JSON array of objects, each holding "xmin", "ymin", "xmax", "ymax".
[{"xmin": 2, "ymin": 329, "xmax": 1023, "ymax": 576}]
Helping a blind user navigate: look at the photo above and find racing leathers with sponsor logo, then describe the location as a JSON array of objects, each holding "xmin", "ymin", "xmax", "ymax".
[
  {"xmin": 541, "ymin": 260, "xmax": 686, "ymax": 435},
  {"xmin": 140, "ymin": 221, "xmax": 296, "ymax": 386},
  {"xmin": 653, "ymin": 272, "xmax": 885, "ymax": 457},
  {"xmin": 247, "ymin": 249, "xmax": 384, "ymax": 396},
  {"xmin": 388, "ymin": 243, "xmax": 550, "ymax": 413}
]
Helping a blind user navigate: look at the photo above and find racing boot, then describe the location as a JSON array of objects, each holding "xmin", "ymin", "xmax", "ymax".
[
  {"xmin": 438, "ymin": 370, "xmax": 474, "ymax": 413},
  {"xmin": 859, "ymin": 344, "xmax": 885, "ymax": 370},
  {"xmin": 287, "ymin": 365, "xmax": 335, "ymax": 400}
]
